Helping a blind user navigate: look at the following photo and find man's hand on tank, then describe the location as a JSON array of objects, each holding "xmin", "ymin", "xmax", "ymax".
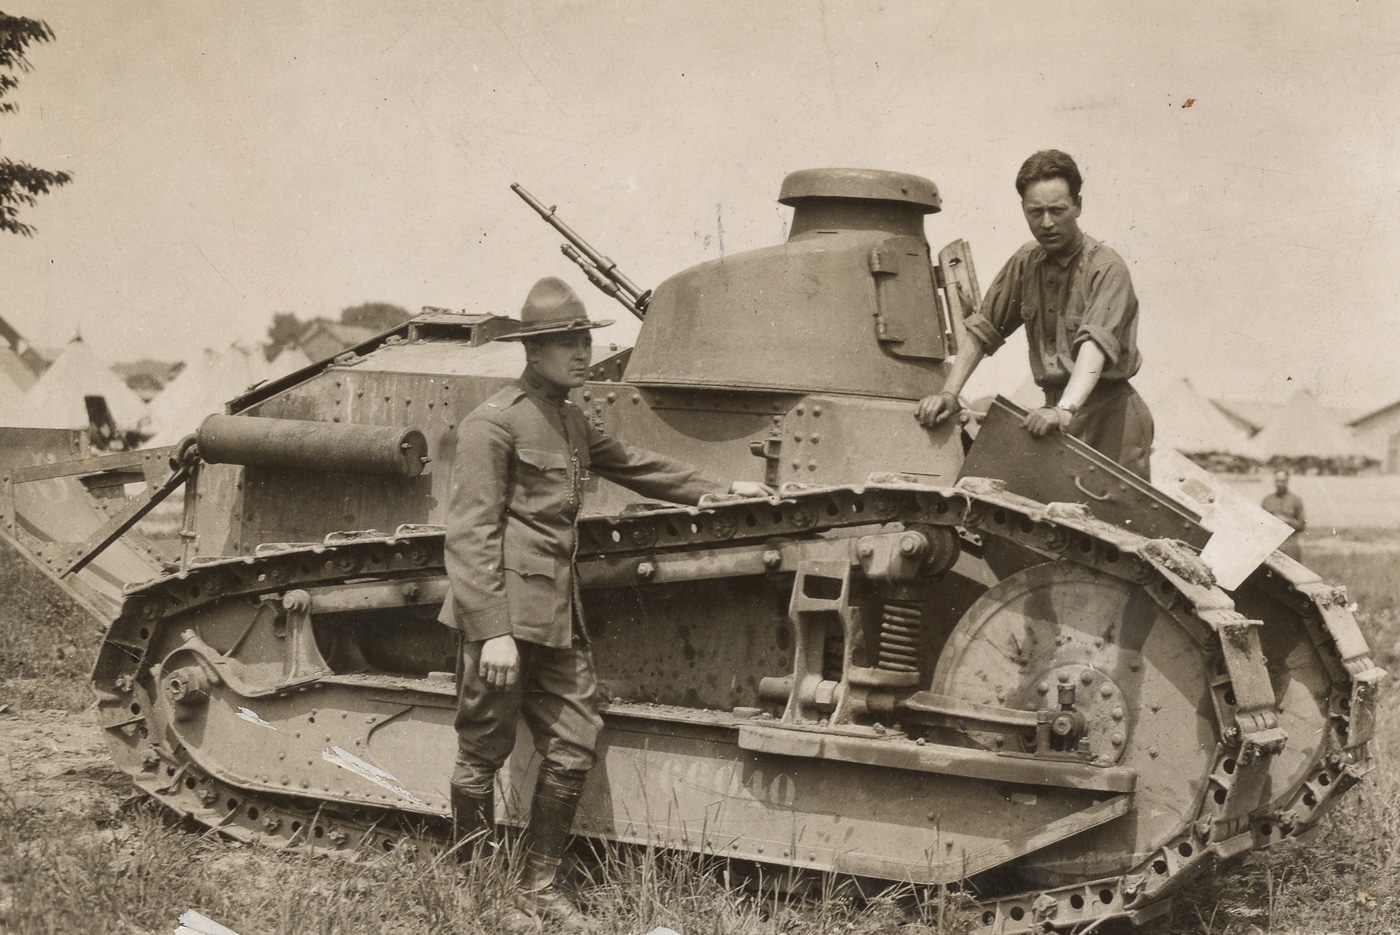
[
  {"xmin": 729, "ymin": 481, "xmax": 776, "ymax": 499},
  {"xmin": 1023, "ymin": 407, "xmax": 1073, "ymax": 437},
  {"xmin": 479, "ymin": 635, "xmax": 520, "ymax": 690},
  {"xmin": 915, "ymin": 391, "xmax": 961, "ymax": 427}
]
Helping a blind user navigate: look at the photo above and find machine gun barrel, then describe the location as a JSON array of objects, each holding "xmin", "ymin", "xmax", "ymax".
[{"xmin": 511, "ymin": 183, "xmax": 649, "ymax": 320}]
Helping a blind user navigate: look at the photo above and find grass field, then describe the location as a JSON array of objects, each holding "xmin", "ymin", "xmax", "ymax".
[{"xmin": 0, "ymin": 534, "xmax": 1396, "ymax": 934}]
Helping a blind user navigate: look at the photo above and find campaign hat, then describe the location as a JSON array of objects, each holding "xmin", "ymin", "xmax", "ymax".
[{"xmin": 495, "ymin": 277, "xmax": 613, "ymax": 340}]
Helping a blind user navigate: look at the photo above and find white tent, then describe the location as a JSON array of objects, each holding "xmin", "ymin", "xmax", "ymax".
[
  {"xmin": 0, "ymin": 367, "xmax": 29, "ymax": 425},
  {"xmin": 0, "ymin": 347, "xmax": 38, "ymax": 394},
  {"xmin": 1247, "ymin": 388, "xmax": 1362, "ymax": 461},
  {"xmin": 1139, "ymin": 377, "xmax": 1255, "ymax": 457},
  {"xmin": 268, "ymin": 345, "xmax": 314, "ymax": 380},
  {"xmin": 16, "ymin": 336, "xmax": 149, "ymax": 434},
  {"xmin": 146, "ymin": 341, "xmax": 314, "ymax": 446}
]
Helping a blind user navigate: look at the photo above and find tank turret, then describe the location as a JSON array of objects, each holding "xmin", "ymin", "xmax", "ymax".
[{"xmin": 627, "ymin": 168, "xmax": 953, "ymax": 399}]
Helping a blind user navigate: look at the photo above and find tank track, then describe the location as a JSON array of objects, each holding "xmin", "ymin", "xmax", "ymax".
[{"xmin": 92, "ymin": 477, "xmax": 1382, "ymax": 933}]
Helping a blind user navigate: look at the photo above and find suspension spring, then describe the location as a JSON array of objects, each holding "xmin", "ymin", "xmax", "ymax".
[{"xmin": 877, "ymin": 598, "xmax": 923, "ymax": 673}]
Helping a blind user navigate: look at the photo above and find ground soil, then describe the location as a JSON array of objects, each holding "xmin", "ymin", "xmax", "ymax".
[{"xmin": 0, "ymin": 704, "xmax": 118, "ymax": 822}]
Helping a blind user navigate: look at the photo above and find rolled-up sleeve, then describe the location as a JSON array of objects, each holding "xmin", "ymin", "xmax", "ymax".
[
  {"xmin": 963, "ymin": 247, "xmax": 1029, "ymax": 356},
  {"xmin": 442, "ymin": 417, "xmax": 513, "ymax": 640},
  {"xmin": 1071, "ymin": 258, "xmax": 1136, "ymax": 368}
]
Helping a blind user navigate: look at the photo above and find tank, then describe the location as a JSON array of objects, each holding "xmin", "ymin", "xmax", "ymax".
[{"xmin": 0, "ymin": 168, "xmax": 1383, "ymax": 934}]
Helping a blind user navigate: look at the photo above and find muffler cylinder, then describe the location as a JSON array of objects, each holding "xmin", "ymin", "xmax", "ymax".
[{"xmin": 196, "ymin": 414, "xmax": 428, "ymax": 477}]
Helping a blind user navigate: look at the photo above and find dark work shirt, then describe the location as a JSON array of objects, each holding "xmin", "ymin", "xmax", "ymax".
[{"xmin": 963, "ymin": 234, "xmax": 1143, "ymax": 389}]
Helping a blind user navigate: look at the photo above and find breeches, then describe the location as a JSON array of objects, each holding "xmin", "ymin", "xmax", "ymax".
[{"xmin": 451, "ymin": 634, "xmax": 603, "ymax": 794}]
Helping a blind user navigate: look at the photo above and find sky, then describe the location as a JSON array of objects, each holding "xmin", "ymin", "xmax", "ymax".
[{"xmin": 3, "ymin": 0, "xmax": 1400, "ymax": 412}]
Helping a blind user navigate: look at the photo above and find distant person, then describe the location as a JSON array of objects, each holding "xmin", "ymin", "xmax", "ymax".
[
  {"xmin": 1262, "ymin": 469, "xmax": 1306, "ymax": 560},
  {"xmin": 916, "ymin": 149, "xmax": 1155, "ymax": 479}
]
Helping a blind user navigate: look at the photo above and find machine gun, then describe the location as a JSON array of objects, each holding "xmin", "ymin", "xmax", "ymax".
[{"xmin": 511, "ymin": 183, "xmax": 650, "ymax": 320}]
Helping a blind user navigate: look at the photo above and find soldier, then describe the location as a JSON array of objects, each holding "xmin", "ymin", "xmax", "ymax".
[
  {"xmin": 917, "ymin": 149, "xmax": 1155, "ymax": 479},
  {"xmin": 1262, "ymin": 468, "xmax": 1306, "ymax": 560},
  {"xmin": 439, "ymin": 277, "xmax": 771, "ymax": 929}
]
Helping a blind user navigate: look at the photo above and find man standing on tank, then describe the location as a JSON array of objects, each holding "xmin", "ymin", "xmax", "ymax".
[
  {"xmin": 916, "ymin": 150, "xmax": 1155, "ymax": 479},
  {"xmin": 439, "ymin": 276, "xmax": 770, "ymax": 930}
]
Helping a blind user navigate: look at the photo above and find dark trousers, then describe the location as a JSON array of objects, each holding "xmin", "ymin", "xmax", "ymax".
[
  {"xmin": 451, "ymin": 634, "xmax": 603, "ymax": 795},
  {"xmin": 1046, "ymin": 380, "xmax": 1155, "ymax": 480}
]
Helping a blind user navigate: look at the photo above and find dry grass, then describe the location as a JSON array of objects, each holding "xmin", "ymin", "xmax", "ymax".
[
  {"xmin": 0, "ymin": 796, "xmax": 970, "ymax": 934},
  {"xmin": 0, "ymin": 537, "xmax": 101, "ymax": 712},
  {"xmin": 1134, "ymin": 535, "xmax": 1400, "ymax": 935}
]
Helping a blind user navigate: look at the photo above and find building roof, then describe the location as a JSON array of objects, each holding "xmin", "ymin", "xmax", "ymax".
[
  {"xmin": 1349, "ymin": 398, "xmax": 1400, "ymax": 429},
  {"xmin": 298, "ymin": 320, "xmax": 378, "ymax": 350}
]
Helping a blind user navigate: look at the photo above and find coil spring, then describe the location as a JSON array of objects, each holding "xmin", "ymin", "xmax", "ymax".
[{"xmin": 877, "ymin": 598, "xmax": 923, "ymax": 673}]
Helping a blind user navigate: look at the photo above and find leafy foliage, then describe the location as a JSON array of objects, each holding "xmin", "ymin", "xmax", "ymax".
[
  {"xmin": 0, "ymin": 12, "xmax": 72, "ymax": 236},
  {"xmin": 340, "ymin": 301, "xmax": 413, "ymax": 333},
  {"xmin": 264, "ymin": 303, "xmax": 412, "ymax": 359}
]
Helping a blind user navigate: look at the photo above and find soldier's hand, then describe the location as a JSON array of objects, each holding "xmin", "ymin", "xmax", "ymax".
[
  {"xmin": 479, "ymin": 635, "xmax": 520, "ymax": 690},
  {"xmin": 729, "ymin": 480, "xmax": 776, "ymax": 499},
  {"xmin": 916, "ymin": 391, "xmax": 961, "ymax": 427},
  {"xmin": 1023, "ymin": 407, "xmax": 1072, "ymax": 437}
]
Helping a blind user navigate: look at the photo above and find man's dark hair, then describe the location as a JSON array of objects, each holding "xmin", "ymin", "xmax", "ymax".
[{"xmin": 1015, "ymin": 150, "xmax": 1083, "ymax": 202}]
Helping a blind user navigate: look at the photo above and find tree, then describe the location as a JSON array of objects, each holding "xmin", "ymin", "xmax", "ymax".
[
  {"xmin": 262, "ymin": 302, "xmax": 412, "ymax": 360},
  {"xmin": 340, "ymin": 302, "xmax": 412, "ymax": 333},
  {"xmin": 1, "ymin": 13, "xmax": 71, "ymax": 236},
  {"xmin": 264, "ymin": 311, "xmax": 318, "ymax": 361}
]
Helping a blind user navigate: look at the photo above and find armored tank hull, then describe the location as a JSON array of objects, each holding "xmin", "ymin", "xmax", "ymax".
[{"xmin": 0, "ymin": 169, "xmax": 1382, "ymax": 933}]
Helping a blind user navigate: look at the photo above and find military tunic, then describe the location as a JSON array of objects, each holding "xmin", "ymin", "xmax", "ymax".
[
  {"xmin": 440, "ymin": 376, "xmax": 727, "ymax": 648},
  {"xmin": 440, "ymin": 374, "xmax": 727, "ymax": 788}
]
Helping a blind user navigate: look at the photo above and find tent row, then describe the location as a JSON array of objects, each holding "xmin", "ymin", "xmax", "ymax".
[
  {"xmin": 4, "ymin": 331, "xmax": 1393, "ymax": 473},
  {"xmin": 0, "ymin": 337, "xmax": 312, "ymax": 450},
  {"xmin": 1147, "ymin": 379, "xmax": 1374, "ymax": 472},
  {"xmin": 978, "ymin": 375, "xmax": 1382, "ymax": 474}
]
